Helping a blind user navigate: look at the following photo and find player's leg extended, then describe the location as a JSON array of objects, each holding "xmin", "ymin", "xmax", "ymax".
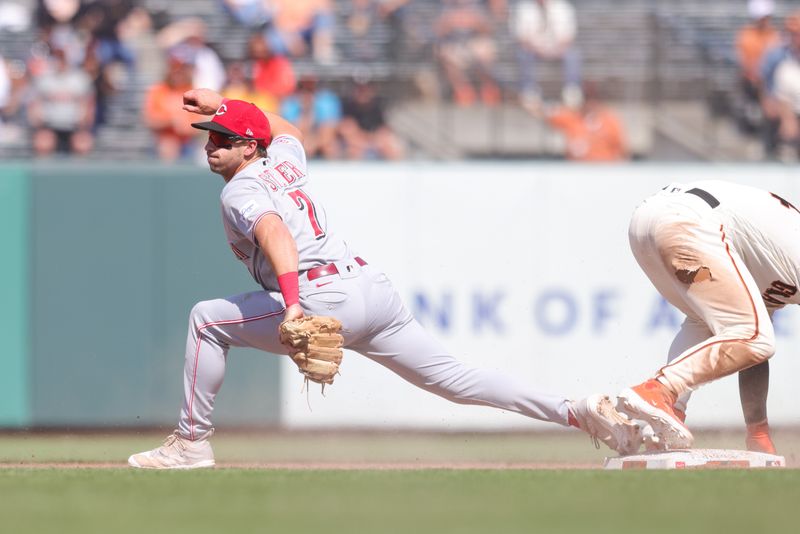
[
  {"xmin": 354, "ymin": 314, "xmax": 571, "ymax": 424},
  {"xmin": 346, "ymin": 268, "xmax": 573, "ymax": 425},
  {"xmin": 179, "ymin": 290, "xmax": 287, "ymax": 440},
  {"xmin": 352, "ymin": 309, "xmax": 640, "ymax": 453}
]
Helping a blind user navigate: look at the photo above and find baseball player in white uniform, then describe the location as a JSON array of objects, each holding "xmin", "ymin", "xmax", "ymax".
[
  {"xmin": 128, "ymin": 89, "xmax": 638, "ymax": 469},
  {"xmin": 615, "ymin": 180, "xmax": 800, "ymax": 453}
]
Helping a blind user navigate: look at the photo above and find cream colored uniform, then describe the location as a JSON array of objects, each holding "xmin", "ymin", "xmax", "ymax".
[
  {"xmin": 629, "ymin": 180, "xmax": 800, "ymax": 402},
  {"xmin": 178, "ymin": 135, "xmax": 571, "ymax": 440}
]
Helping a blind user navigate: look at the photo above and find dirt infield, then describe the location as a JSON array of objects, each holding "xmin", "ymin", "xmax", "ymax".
[
  {"xmin": 0, "ymin": 461, "xmax": 601, "ymax": 470},
  {"xmin": 1, "ymin": 429, "xmax": 798, "ymax": 469}
]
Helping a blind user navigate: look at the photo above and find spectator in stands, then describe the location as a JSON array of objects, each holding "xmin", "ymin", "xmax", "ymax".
[
  {"xmin": 78, "ymin": 0, "xmax": 137, "ymax": 72},
  {"xmin": 339, "ymin": 78, "xmax": 403, "ymax": 160},
  {"xmin": 77, "ymin": 2, "xmax": 140, "ymax": 131},
  {"xmin": 158, "ymin": 18, "xmax": 226, "ymax": 92},
  {"xmin": 341, "ymin": 0, "xmax": 388, "ymax": 62},
  {"xmin": 267, "ymin": 0, "xmax": 336, "ymax": 64},
  {"xmin": 220, "ymin": 0, "xmax": 274, "ymax": 28},
  {"xmin": 0, "ymin": 55, "xmax": 30, "ymax": 150},
  {"xmin": 0, "ymin": 1, "xmax": 33, "ymax": 32},
  {"xmin": 35, "ymin": 0, "xmax": 81, "ymax": 30},
  {"xmin": 143, "ymin": 46, "xmax": 198, "ymax": 161},
  {"xmin": 27, "ymin": 47, "xmax": 95, "ymax": 156},
  {"xmin": 222, "ymin": 60, "xmax": 279, "ymax": 114},
  {"xmin": 0, "ymin": 54, "xmax": 10, "ymax": 120},
  {"xmin": 762, "ymin": 10, "xmax": 800, "ymax": 161},
  {"xmin": 281, "ymin": 75, "xmax": 342, "ymax": 159},
  {"xmin": 376, "ymin": 0, "xmax": 412, "ymax": 61},
  {"xmin": 511, "ymin": 0, "xmax": 581, "ymax": 110},
  {"xmin": 735, "ymin": 0, "xmax": 781, "ymax": 139},
  {"xmin": 247, "ymin": 31, "xmax": 296, "ymax": 101},
  {"xmin": 435, "ymin": 0, "xmax": 501, "ymax": 106},
  {"xmin": 530, "ymin": 83, "xmax": 627, "ymax": 162},
  {"xmin": 34, "ymin": 11, "xmax": 86, "ymax": 69}
]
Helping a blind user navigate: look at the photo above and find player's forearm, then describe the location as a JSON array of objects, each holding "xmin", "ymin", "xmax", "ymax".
[
  {"xmin": 255, "ymin": 214, "xmax": 300, "ymax": 306},
  {"xmin": 254, "ymin": 214, "xmax": 299, "ymax": 276}
]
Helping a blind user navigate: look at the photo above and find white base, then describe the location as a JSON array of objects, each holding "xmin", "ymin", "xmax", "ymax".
[{"xmin": 604, "ymin": 449, "xmax": 786, "ymax": 470}]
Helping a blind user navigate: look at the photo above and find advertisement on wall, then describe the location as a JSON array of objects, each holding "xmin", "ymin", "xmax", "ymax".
[{"xmin": 281, "ymin": 163, "xmax": 800, "ymax": 429}]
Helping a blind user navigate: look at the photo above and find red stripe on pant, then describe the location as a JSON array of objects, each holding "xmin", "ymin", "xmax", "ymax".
[{"xmin": 188, "ymin": 308, "xmax": 285, "ymax": 440}]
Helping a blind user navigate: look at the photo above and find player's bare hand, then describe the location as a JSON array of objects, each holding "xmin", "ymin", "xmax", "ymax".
[
  {"xmin": 182, "ymin": 89, "xmax": 223, "ymax": 115},
  {"xmin": 283, "ymin": 303, "xmax": 305, "ymax": 324}
]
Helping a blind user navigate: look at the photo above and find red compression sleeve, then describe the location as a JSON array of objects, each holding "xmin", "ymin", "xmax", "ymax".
[{"xmin": 277, "ymin": 272, "xmax": 300, "ymax": 307}]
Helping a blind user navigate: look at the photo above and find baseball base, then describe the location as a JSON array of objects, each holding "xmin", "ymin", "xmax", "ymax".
[{"xmin": 603, "ymin": 449, "xmax": 786, "ymax": 470}]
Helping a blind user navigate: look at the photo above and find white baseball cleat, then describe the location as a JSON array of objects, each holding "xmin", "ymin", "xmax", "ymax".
[
  {"xmin": 617, "ymin": 380, "xmax": 693, "ymax": 450},
  {"xmin": 640, "ymin": 423, "xmax": 662, "ymax": 451},
  {"xmin": 128, "ymin": 430, "xmax": 215, "ymax": 470},
  {"xmin": 571, "ymin": 394, "xmax": 643, "ymax": 455}
]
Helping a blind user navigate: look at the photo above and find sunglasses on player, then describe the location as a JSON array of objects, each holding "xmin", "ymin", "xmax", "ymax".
[{"xmin": 207, "ymin": 131, "xmax": 253, "ymax": 149}]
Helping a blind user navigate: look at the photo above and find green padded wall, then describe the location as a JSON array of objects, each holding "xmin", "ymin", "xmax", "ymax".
[
  {"xmin": 24, "ymin": 163, "xmax": 280, "ymax": 428},
  {"xmin": 0, "ymin": 166, "xmax": 31, "ymax": 426}
]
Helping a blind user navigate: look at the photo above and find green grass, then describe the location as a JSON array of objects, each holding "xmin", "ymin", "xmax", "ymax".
[
  {"xmin": 1, "ymin": 469, "xmax": 798, "ymax": 534},
  {"xmin": 1, "ymin": 430, "xmax": 799, "ymax": 534}
]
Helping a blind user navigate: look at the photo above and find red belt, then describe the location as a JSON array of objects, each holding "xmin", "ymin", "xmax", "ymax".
[{"xmin": 306, "ymin": 257, "xmax": 367, "ymax": 281}]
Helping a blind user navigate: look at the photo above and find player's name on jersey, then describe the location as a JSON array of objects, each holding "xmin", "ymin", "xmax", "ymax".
[{"xmin": 257, "ymin": 161, "xmax": 306, "ymax": 192}]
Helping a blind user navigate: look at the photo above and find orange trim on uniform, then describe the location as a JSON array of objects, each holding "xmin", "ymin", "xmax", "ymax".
[{"xmin": 659, "ymin": 225, "xmax": 760, "ymax": 374}]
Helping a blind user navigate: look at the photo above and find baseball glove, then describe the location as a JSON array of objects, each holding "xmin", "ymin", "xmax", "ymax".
[{"xmin": 279, "ymin": 316, "xmax": 344, "ymax": 387}]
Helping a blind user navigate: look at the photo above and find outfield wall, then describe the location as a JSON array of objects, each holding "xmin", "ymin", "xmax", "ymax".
[{"xmin": 2, "ymin": 162, "xmax": 799, "ymax": 430}]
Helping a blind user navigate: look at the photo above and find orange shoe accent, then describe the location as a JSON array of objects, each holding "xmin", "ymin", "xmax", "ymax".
[
  {"xmin": 631, "ymin": 379, "xmax": 680, "ymax": 419},
  {"xmin": 674, "ymin": 408, "xmax": 687, "ymax": 423},
  {"xmin": 746, "ymin": 420, "xmax": 776, "ymax": 454},
  {"xmin": 619, "ymin": 380, "xmax": 693, "ymax": 449}
]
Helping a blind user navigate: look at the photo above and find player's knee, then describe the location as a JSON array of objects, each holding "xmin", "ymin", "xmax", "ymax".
[
  {"xmin": 748, "ymin": 322, "xmax": 775, "ymax": 361},
  {"xmin": 718, "ymin": 331, "xmax": 775, "ymax": 368},
  {"xmin": 418, "ymin": 368, "xmax": 477, "ymax": 405},
  {"xmin": 749, "ymin": 331, "xmax": 776, "ymax": 362},
  {"xmin": 189, "ymin": 300, "xmax": 218, "ymax": 327}
]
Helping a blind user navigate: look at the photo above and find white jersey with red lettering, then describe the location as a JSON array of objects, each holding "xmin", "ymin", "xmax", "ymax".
[
  {"xmin": 173, "ymin": 134, "xmax": 572, "ymax": 441},
  {"xmin": 220, "ymin": 134, "xmax": 350, "ymax": 291}
]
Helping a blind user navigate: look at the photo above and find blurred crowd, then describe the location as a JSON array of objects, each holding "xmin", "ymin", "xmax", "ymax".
[
  {"xmin": 735, "ymin": 0, "xmax": 800, "ymax": 162},
  {"xmin": 0, "ymin": 0, "xmax": 419, "ymax": 161},
  {"xmin": 32, "ymin": 1, "xmax": 800, "ymax": 163},
  {"xmin": 0, "ymin": 0, "xmax": 634, "ymax": 162}
]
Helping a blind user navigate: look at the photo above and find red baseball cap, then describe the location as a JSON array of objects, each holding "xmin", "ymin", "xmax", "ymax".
[{"xmin": 192, "ymin": 99, "xmax": 271, "ymax": 147}]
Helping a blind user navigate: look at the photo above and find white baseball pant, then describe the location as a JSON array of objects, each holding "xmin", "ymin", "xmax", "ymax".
[
  {"xmin": 178, "ymin": 262, "xmax": 571, "ymax": 439},
  {"xmin": 629, "ymin": 190, "xmax": 776, "ymax": 397}
]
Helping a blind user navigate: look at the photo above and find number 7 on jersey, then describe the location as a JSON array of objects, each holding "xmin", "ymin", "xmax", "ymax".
[{"xmin": 288, "ymin": 189, "xmax": 326, "ymax": 239}]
